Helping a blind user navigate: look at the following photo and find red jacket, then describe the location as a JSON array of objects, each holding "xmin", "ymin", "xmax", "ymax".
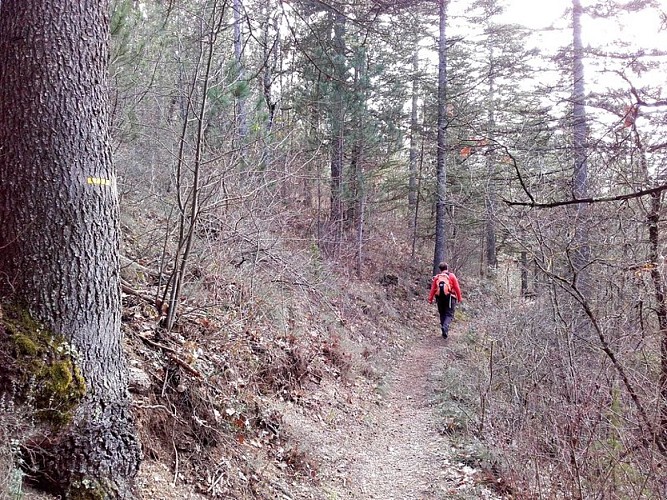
[{"xmin": 428, "ymin": 271, "xmax": 462, "ymax": 304}]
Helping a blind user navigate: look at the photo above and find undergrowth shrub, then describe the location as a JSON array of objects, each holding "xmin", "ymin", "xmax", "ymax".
[
  {"xmin": 0, "ymin": 396, "xmax": 23, "ymax": 500},
  {"xmin": 465, "ymin": 283, "xmax": 667, "ymax": 499}
]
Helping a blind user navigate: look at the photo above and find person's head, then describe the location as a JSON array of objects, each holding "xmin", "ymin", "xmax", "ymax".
[{"xmin": 438, "ymin": 262, "xmax": 448, "ymax": 271}]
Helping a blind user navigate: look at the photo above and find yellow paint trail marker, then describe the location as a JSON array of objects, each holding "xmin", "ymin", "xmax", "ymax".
[{"xmin": 87, "ymin": 177, "xmax": 112, "ymax": 186}]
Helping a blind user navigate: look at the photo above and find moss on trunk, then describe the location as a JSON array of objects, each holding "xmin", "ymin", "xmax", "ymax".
[{"xmin": 0, "ymin": 303, "xmax": 86, "ymax": 427}]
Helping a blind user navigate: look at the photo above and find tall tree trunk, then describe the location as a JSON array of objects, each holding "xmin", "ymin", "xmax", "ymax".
[
  {"xmin": 0, "ymin": 1, "xmax": 140, "ymax": 497},
  {"xmin": 432, "ymin": 0, "xmax": 448, "ymax": 276},
  {"xmin": 261, "ymin": 2, "xmax": 279, "ymax": 172},
  {"xmin": 233, "ymin": 0, "xmax": 247, "ymax": 144},
  {"xmin": 304, "ymin": 81, "xmax": 321, "ymax": 208},
  {"xmin": 408, "ymin": 49, "xmax": 419, "ymax": 212},
  {"xmin": 348, "ymin": 142, "xmax": 362, "ymax": 224},
  {"xmin": 572, "ymin": 0, "xmax": 590, "ymax": 288},
  {"xmin": 356, "ymin": 186, "xmax": 366, "ymax": 279},
  {"xmin": 346, "ymin": 49, "xmax": 367, "ymax": 227},
  {"xmin": 352, "ymin": 50, "xmax": 368, "ymax": 275},
  {"xmin": 329, "ymin": 9, "xmax": 346, "ymax": 240},
  {"xmin": 634, "ymin": 126, "xmax": 667, "ymax": 450},
  {"xmin": 411, "ymin": 103, "xmax": 427, "ymax": 259},
  {"xmin": 647, "ymin": 191, "xmax": 667, "ymax": 449},
  {"xmin": 485, "ymin": 45, "xmax": 498, "ymax": 272}
]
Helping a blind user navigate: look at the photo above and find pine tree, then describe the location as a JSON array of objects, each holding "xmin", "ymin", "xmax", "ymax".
[{"xmin": 0, "ymin": 1, "xmax": 141, "ymax": 497}]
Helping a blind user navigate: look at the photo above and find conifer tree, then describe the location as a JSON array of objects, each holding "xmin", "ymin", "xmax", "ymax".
[
  {"xmin": 432, "ymin": 0, "xmax": 449, "ymax": 275},
  {"xmin": 0, "ymin": 1, "xmax": 141, "ymax": 497}
]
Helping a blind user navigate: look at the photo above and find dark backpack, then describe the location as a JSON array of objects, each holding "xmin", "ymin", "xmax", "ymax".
[{"xmin": 435, "ymin": 272, "xmax": 451, "ymax": 297}]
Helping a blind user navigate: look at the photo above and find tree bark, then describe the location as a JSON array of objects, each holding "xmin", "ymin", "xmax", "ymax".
[
  {"xmin": 572, "ymin": 0, "xmax": 590, "ymax": 289},
  {"xmin": 329, "ymin": 9, "xmax": 346, "ymax": 236},
  {"xmin": 432, "ymin": 0, "xmax": 448, "ymax": 275},
  {"xmin": 520, "ymin": 251, "xmax": 528, "ymax": 297},
  {"xmin": 0, "ymin": 1, "xmax": 141, "ymax": 497},
  {"xmin": 634, "ymin": 126, "xmax": 667, "ymax": 450},
  {"xmin": 647, "ymin": 191, "xmax": 667, "ymax": 449},
  {"xmin": 261, "ymin": 1, "xmax": 278, "ymax": 172},
  {"xmin": 485, "ymin": 43, "xmax": 498, "ymax": 272},
  {"xmin": 408, "ymin": 49, "xmax": 419, "ymax": 212}
]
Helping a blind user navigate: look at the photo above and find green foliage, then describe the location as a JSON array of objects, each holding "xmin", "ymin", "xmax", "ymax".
[
  {"xmin": 110, "ymin": 0, "xmax": 147, "ymax": 63},
  {"xmin": 207, "ymin": 86, "xmax": 230, "ymax": 109},
  {"xmin": 230, "ymin": 79, "xmax": 250, "ymax": 100},
  {"xmin": 110, "ymin": 0, "xmax": 132, "ymax": 37}
]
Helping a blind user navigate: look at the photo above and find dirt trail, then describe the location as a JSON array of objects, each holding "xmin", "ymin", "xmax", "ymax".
[
  {"xmin": 281, "ymin": 330, "xmax": 499, "ymax": 500},
  {"xmin": 339, "ymin": 334, "xmax": 454, "ymax": 499}
]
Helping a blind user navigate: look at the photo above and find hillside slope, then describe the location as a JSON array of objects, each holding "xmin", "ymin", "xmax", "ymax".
[
  {"xmin": 4, "ymin": 214, "xmax": 503, "ymax": 499},
  {"xmin": 121, "ymin": 260, "xmax": 503, "ymax": 499}
]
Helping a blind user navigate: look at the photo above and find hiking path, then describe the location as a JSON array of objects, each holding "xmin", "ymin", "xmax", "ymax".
[{"xmin": 280, "ymin": 327, "xmax": 501, "ymax": 500}]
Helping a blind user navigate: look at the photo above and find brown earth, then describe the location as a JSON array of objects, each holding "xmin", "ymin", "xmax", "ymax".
[
  {"xmin": 276, "ymin": 324, "xmax": 502, "ymax": 500},
  {"xmin": 18, "ymin": 290, "xmax": 503, "ymax": 500}
]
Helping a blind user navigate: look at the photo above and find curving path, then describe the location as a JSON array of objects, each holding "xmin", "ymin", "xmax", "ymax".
[
  {"xmin": 339, "ymin": 334, "xmax": 453, "ymax": 499},
  {"xmin": 280, "ymin": 330, "xmax": 500, "ymax": 500}
]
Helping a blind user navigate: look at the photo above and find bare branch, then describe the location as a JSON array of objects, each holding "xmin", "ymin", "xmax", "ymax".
[{"xmin": 504, "ymin": 182, "xmax": 667, "ymax": 209}]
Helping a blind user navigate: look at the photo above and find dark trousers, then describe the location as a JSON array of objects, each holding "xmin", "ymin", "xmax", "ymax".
[{"xmin": 437, "ymin": 295, "xmax": 457, "ymax": 336}]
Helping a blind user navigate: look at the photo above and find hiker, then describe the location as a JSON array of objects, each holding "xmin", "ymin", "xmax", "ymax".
[{"xmin": 428, "ymin": 262, "xmax": 463, "ymax": 338}]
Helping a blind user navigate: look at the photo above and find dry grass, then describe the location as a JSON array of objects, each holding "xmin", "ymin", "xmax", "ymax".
[
  {"xmin": 0, "ymin": 398, "xmax": 22, "ymax": 500},
  {"xmin": 456, "ymin": 277, "xmax": 667, "ymax": 499},
  {"xmin": 0, "ymin": 438, "xmax": 13, "ymax": 499}
]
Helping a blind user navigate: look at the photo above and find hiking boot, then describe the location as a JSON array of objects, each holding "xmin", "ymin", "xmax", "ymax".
[{"xmin": 441, "ymin": 328, "xmax": 448, "ymax": 339}]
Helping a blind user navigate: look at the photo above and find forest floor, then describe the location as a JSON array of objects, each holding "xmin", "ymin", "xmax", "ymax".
[
  {"xmin": 124, "ymin": 322, "xmax": 503, "ymax": 500},
  {"xmin": 275, "ymin": 323, "xmax": 502, "ymax": 500},
  {"xmin": 21, "ymin": 305, "xmax": 504, "ymax": 500},
  {"xmin": 17, "ymin": 272, "xmax": 502, "ymax": 500},
  {"xmin": 18, "ymin": 339, "xmax": 501, "ymax": 500}
]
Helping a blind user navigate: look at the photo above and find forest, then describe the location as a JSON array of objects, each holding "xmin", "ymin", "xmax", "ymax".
[{"xmin": 1, "ymin": 0, "xmax": 667, "ymax": 498}]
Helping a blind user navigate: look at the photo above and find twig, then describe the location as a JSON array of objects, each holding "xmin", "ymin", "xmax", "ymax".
[
  {"xmin": 137, "ymin": 334, "xmax": 203, "ymax": 378},
  {"xmin": 161, "ymin": 367, "xmax": 170, "ymax": 398},
  {"xmin": 167, "ymin": 352, "xmax": 203, "ymax": 378},
  {"xmin": 138, "ymin": 334, "xmax": 179, "ymax": 356},
  {"xmin": 121, "ymin": 279, "xmax": 157, "ymax": 307},
  {"xmin": 172, "ymin": 439, "xmax": 179, "ymax": 487}
]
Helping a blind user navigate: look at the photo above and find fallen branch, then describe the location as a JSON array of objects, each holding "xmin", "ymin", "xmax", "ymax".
[
  {"xmin": 167, "ymin": 352, "xmax": 203, "ymax": 378},
  {"xmin": 121, "ymin": 279, "xmax": 157, "ymax": 307},
  {"xmin": 138, "ymin": 334, "xmax": 178, "ymax": 355},
  {"xmin": 137, "ymin": 334, "xmax": 203, "ymax": 378}
]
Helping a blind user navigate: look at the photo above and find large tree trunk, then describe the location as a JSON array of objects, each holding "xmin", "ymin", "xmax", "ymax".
[
  {"xmin": 572, "ymin": 0, "xmax": 590, "ymax": 288},
  {"xmin": 233, "ymin": 0, "xmax": 248, "ymax": 144},
  {"xmin": 432, "ymin": 0, "xmax": 448, "ymax": 275},
  {"xmin": 0, "ymin": 1, "xmax": 141, "ymax": 497},
  {"xmin": 329, "ymin": 9, "xmax": 346, "ymax": 237},
  {"xmin": 408, "ymin": 49, "xmax": 419, "ymax": 212}
]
